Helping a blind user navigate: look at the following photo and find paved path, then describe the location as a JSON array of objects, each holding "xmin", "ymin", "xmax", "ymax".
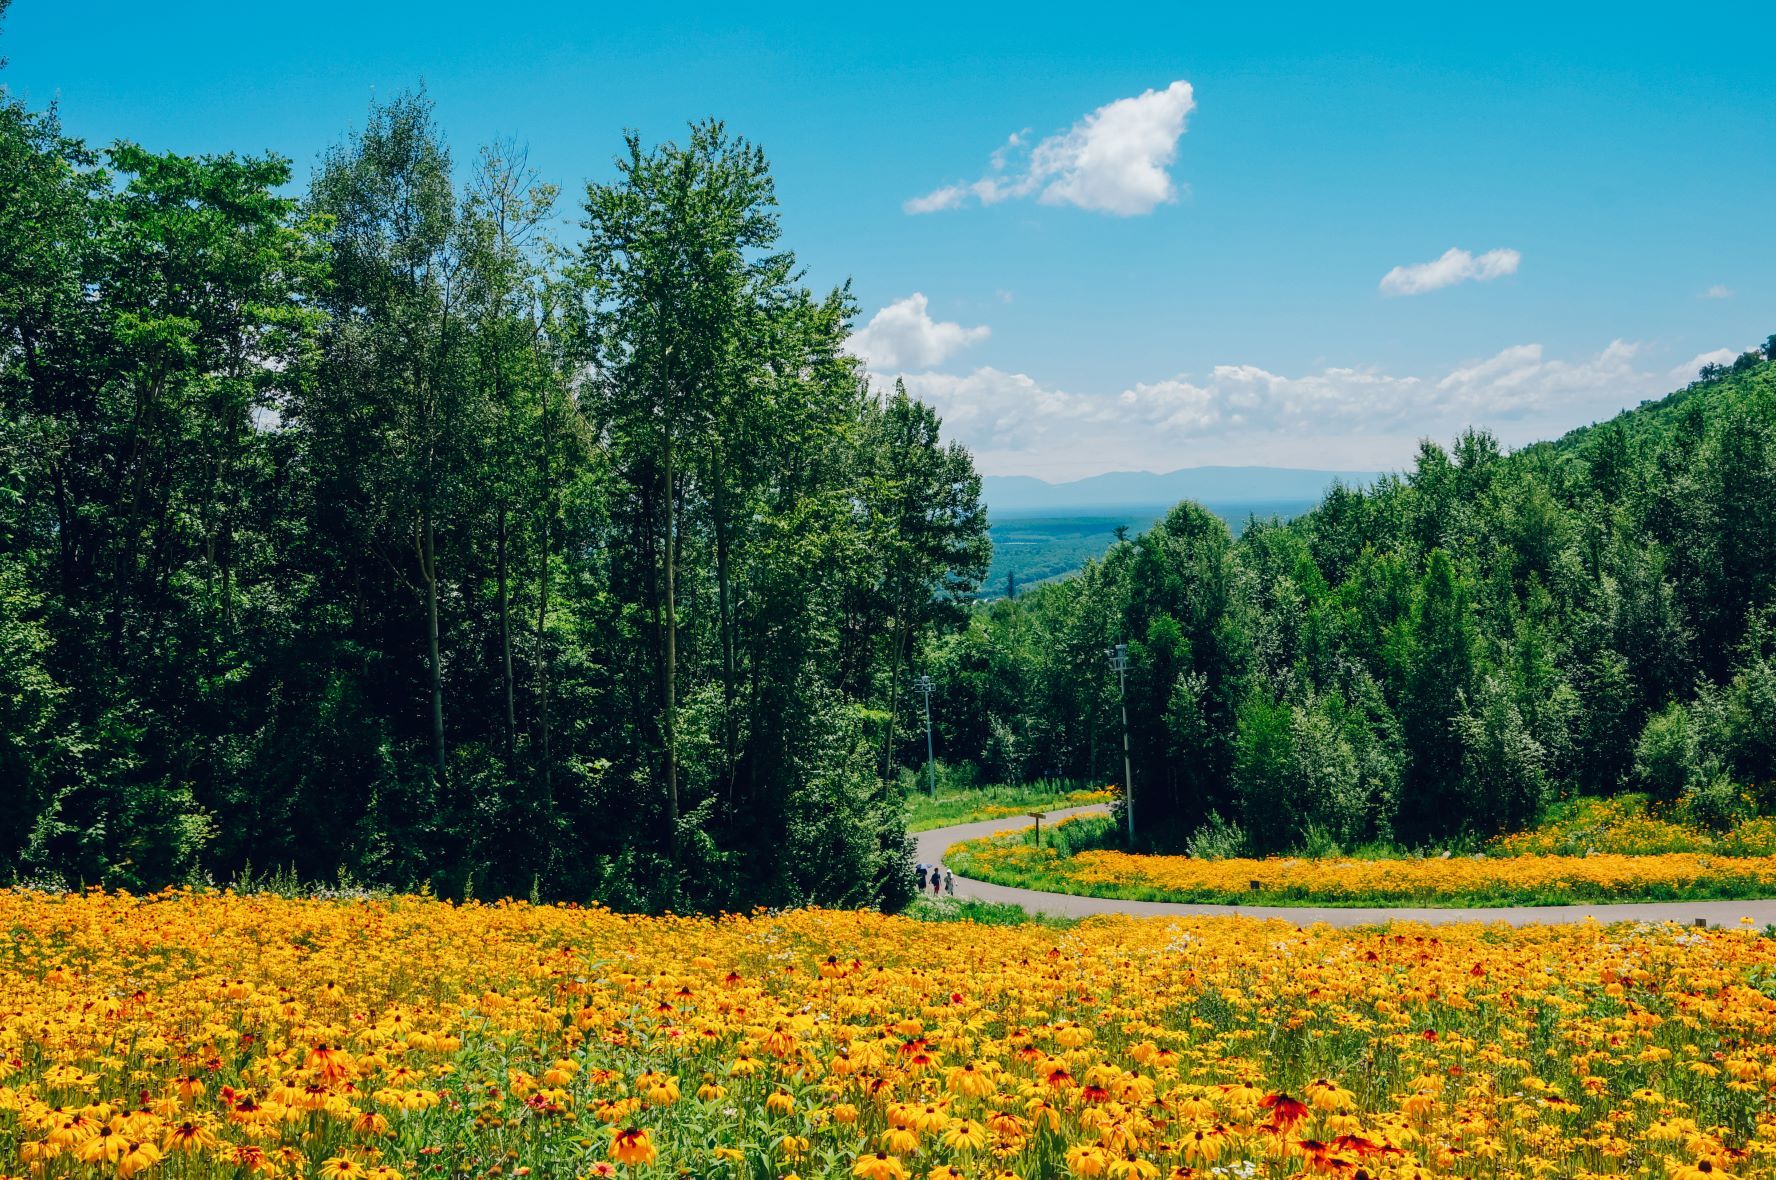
[{"xmin": 915, "ymin": 806, "xmax": 1776, "ymax": 929}]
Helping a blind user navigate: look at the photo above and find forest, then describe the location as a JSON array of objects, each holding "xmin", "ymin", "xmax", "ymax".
[
  {"xmin": 0, "ymin": 72, "xmax": 989, "ymax": 910},
  {"xmin": 9, "ymin": 19, "xmax": 1776, "ymax": 907},
  {"xmin": 924, "ymin": 343, "xmax": 1776, "ymax": 856}
]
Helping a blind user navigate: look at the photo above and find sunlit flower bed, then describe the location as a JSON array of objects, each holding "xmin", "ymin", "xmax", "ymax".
[
  {"xmin": 1490, "ymin": 797, "xmax": 1776, "ymax": 858},
  {"xmin": 5, "ymin": 890, "xmax": 1776, "ymax": 1180},
  {"xmin": 946, "ymin": 819, "xmax": 1776, "ymax": 907},
  {"xmin": 968, "ymin": 791, "xmax": 1117, "ymax": 823}
]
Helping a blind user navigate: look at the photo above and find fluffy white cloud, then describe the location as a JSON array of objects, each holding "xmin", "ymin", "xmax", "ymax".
[
  {"xmin": 1674, "ymin": 348, "xmax": 1737, "ymax": 379},
  {"xmin": 1379, "ymin": 247, "xmax": 1521, "ymax": 296},
  {"xmin": 847, "ymin": 294, "xmax": 989, "ymax": 370},
  {"xmin": 905, "ymin": 81, "xmax": 1196, "ymax": 217},
  {"xmin": 1700, "ymin": 284, "xmax": 1733, "ymax": 299},
  {"xmin": 880, "ymin": 339, "xmax": 1717, "ymax": 479}
]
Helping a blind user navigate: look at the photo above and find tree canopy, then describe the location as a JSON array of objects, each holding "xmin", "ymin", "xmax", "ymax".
[
  {"xmin": 0, "ymin": 79, "xmax": 989, "ymax": 910},
  {"xmin": 916, "ymin": 347, "xmax": 1776, "ymax": 854}
]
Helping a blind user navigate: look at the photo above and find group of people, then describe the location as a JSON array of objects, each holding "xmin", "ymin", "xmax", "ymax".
[{"xmin": 915, "ymin": 862, "xmax": 954, "ymax": 897}]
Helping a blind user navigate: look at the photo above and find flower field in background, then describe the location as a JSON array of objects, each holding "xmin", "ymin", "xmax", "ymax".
[
  {"xmin": 1489, "ymin": 797, "xmax": 1776, "ymax": 859},
  {"xmin": 946, "ymin": 818, "xmax": 1776, "ymax": 907},
  {"xmin": 905, "ymin": 787, "xmax": 1117, "ymax": 834},
  {"xmin": 5, "ymin": 893, "xmax": 1776, "ymax": 1179},
  {"xmin": 963, "ymin": 791, "xmax": 1116, "ymax": 825}
]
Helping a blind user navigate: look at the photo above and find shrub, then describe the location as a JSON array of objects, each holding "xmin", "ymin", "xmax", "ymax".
[
  {"xmin": 1186, "ymin": 811, "xmax": 1248, "ymax": 859},
  {"xmin": 1679, "ymin": 769, "xmax": 1751, "ymax": 832},
  {"xmin": 1633, "ymin": 702, "xmax": 1700, "ymax": 803}
]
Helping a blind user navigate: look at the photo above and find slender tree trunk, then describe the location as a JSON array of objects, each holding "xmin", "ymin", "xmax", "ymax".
[
  {"xmin": 879, "ymin": 615, "xmax": 909, "ymax": 783},
  {"xmin": 497, "ymin": 503, "xmax": 515, "ymax": 763},
  {"xmin": 663, "ymin": 426, "xmax": 679, "ymax": 863},
  {"xmin": 714, "ymin": 454, "xmax": 738, "ymax": 802},
  {"xmin": 536, "ymin": 381, "xmax": 552, "ymax": 794},
  {"xmin": 424, "ymin": 505, "xmax": 446, "ymax": 778}
]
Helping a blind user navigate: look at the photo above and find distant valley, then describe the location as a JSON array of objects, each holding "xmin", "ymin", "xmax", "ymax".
[{"xmin": 982, "ymin": 467, "xmax": 1378, "ymax": 595}]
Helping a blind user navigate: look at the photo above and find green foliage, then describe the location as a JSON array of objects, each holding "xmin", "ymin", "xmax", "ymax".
[
  {"xmin": 901, "ymin": 895, "xmax": 1078, "ymax": 928},
  {"xmin": 902, "ymin": 779, "xmax": 1106, "ymax": 833},
  {"xmin": 1185, "ymin": 811, "xmax": 1248, "ymax": 859},
  {"xmin": 919, "ymin": 349, "xmax": 1776, "ymax": 854},
  {"xmin": 1633, "ymin": 702, "xmax": 1700, "ymax": 803},
  {"xmin": 0, "ymin": 81, "xmax": 987, "ymax": 912}
]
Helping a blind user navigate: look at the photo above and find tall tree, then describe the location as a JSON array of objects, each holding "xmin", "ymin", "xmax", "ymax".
[
  {"xmin": 576, "ymin": 120, "xmax": 786, "ymax": 869},
  {"xmin": 308, "ymin": 90, "xmax": 468, "ymax": 786},
  {"xmin": 861, "ymin": 381, "xmax": 990, "ymax": 784}
]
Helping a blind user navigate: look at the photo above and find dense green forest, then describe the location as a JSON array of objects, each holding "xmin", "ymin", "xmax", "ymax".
[
  {"xmin": 0, "ymin": 56, "xmax": 990, "ymax": 908},
  {"xmin": 983, "ymin": 502, "xmax": 1312, "ymax": 597},
  {"xmin": 9, "ymin": 7, "xmax": 1776, "ymax": 905},
  {"xmin": 918, "ymin": 345, "xmax": 1776, "ymax": 854}
]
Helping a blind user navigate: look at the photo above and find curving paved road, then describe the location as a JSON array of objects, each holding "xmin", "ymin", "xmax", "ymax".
[{"xmin": 914, "ymin": 806, "xmax": 1776, "ymax": 929}]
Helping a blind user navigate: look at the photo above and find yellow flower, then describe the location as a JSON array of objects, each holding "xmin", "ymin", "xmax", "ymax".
[
  {"xmin": 947, "ymin": 1064, "xmax": 995, "ymax": 1098},
  {"xmin": 1066, "ymin": 1144, "xmax": 1110, "ymax": 1177},
  {"xmin": 1669, "ymin": 1161, "xmax": 1737, "ymax": 1180},
  {"xmin": 941, "ymin": 1120, "xmax": 989, "ymax": 1153},
  {"xmin": 610, "ymin": 1127, "xmax": 656, "ymax": 1167},
  {"xmin": 1107, "ymin": 1156, "xmax": 1157, "ymax": 1180},
  {"xmin": 853, "ymin": 1154, "xmax": 911, "ymax": 1180},
  {"xmin": 881, "ymin": 1126, "xmax": 921, "ymax": 1155}
]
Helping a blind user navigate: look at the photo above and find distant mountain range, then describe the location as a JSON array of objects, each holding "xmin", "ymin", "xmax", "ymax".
[
  {"xmin": 979, "ymin": 466, "xmax": 1385, "ymax": 595},
  {"xmin": 982, "ymin": 466, "xmax": 1380, "ymax": 518}
]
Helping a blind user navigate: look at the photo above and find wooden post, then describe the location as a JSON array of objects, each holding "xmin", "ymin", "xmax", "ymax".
[{"xmin": 1030, "ymin": 812, "xmax": 1044, "ymax": 847}]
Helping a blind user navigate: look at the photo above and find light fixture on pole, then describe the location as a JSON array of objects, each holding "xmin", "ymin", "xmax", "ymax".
[
  {"xmin": 914, "ymin": 674, "xmax": 936, "ymax": 796},
  {"xmin": 1107, "ymin": 643, "xmax": 1133, "ymax": 845}
]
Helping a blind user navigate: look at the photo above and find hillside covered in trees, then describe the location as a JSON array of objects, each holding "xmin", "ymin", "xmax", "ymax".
[
  {"xmin": 0, "ymin": 67, "xmax": 989, "ymax": 908},
  {"xmin": 8, "ymin": 3, "xmax": 1776, "ymax": 906},
  {"xmin": 919, "ymin": 344, "xmax": 1776, "ymax": 855}
]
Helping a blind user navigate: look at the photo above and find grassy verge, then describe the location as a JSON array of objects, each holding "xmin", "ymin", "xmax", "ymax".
[
  {"xmin": 904, "ymin": 781, "xmax": 1113, "ymax": 832},
  {"xmin": 901, "ymin": 895, "xmax": 1079, "ymax": 927},
  {"xmin": 945, "ymin": 816, "xmax": 1776, "ymax": 908}
]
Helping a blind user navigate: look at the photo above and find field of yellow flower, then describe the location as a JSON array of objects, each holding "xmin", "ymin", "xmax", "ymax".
[
  {"xmin": 905, "ymin": 788, "xmax": 1117, "ymax": 834},
  {"xmin": 946, "ymin": 817, "xmax": 1776, "ymax": 907},
  {"xmin": 1489, "ymin": 797, "xmax": 1776, "ymax": 859},
  {"xmin": 6, "ymin": 891, "xmax": 1776, "ymax": 1180}
]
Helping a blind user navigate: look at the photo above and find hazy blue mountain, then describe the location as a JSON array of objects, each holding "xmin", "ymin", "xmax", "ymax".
[
  {"xmin": 980, "ymin": 467, "xmax": 1382, "ymax": 596},
  {"xmin": 983, "ymin": 466, "xmax": 1380, "ymax": 517}
]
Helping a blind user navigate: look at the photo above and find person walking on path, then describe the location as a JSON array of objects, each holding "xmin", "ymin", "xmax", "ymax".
[
  {"xmin": 944, "ymin": 867, "xmax": 954, "ymax": 896},
  {"xmin": 931, "ymin": 867, "xmax": 942, "ymax": 897},
  {"xmin": 915, "ymin": 863, "xmax": 928, "ymax": 893}
]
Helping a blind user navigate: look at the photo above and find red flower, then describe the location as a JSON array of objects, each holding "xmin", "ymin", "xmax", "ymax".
[{"xmin": 1260, "ymin": 1093, "xmax": 1309, "ymax": 1130}]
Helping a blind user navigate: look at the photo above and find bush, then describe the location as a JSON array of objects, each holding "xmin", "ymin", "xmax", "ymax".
[
  {"xmin": 1186, "ymin": 811, "xmax": 1248, "ymax": 859},
  {"xmin": 1299, "ymin": 822, "xmax": 1344, "ymax": 859},
  {"xmin": 1633, "ymin": 702, "xmax": 1700, "ymax": 804},
  {"xmin": 1678, "ymin": 770, "xmax": 1750, "ymax": 832}
]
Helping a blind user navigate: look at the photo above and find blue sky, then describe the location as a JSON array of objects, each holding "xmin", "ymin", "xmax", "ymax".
[{"xmin": 6, "ymin": 1, "xmax": 1772, "ymax": 478}]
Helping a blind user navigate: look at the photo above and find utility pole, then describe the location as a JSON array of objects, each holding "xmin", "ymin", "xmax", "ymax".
[
  {"xmin": 914, "ymin": 674, "xmax": 937, "ymax": 796},
  {"xmin": 1107, "ymin": 643, "xmax": 1133, "ymax": 845}
]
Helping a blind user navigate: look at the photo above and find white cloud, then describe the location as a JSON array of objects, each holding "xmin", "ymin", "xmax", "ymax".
[
  {"xmin": 1700, "ymin": 284, "xmax": 1733, "ymax": 299},
  {"xmin": 1379, "ymin": 247, "xmax": 1521, "ymax": 296},
  {"xmin": 1673, "ymin": 348, "xmax": 1737, "ymax": 379},
  {"xmin": 847, "ymin": 294, "xmax": 989, "ymax": 370},
  {"xmin": 905, "ymin": 81, "xmax": 1196, "ymax": 217},
  {"xmin": 903, "ymin": 186, "xmax": 970, "ymax": 215},
  {"xmin": 879, "ymin": 338, "xmax": 1719, "ymax": 479}
]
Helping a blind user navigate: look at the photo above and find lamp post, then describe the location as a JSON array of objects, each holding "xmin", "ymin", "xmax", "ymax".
[
  {"xmin": 1107, "ymin": 643, "xmax": 1133, "ymax": 845},
  {"xmin": 914, "ymin": 674, "xmax": 936, "ymax": 796}
]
